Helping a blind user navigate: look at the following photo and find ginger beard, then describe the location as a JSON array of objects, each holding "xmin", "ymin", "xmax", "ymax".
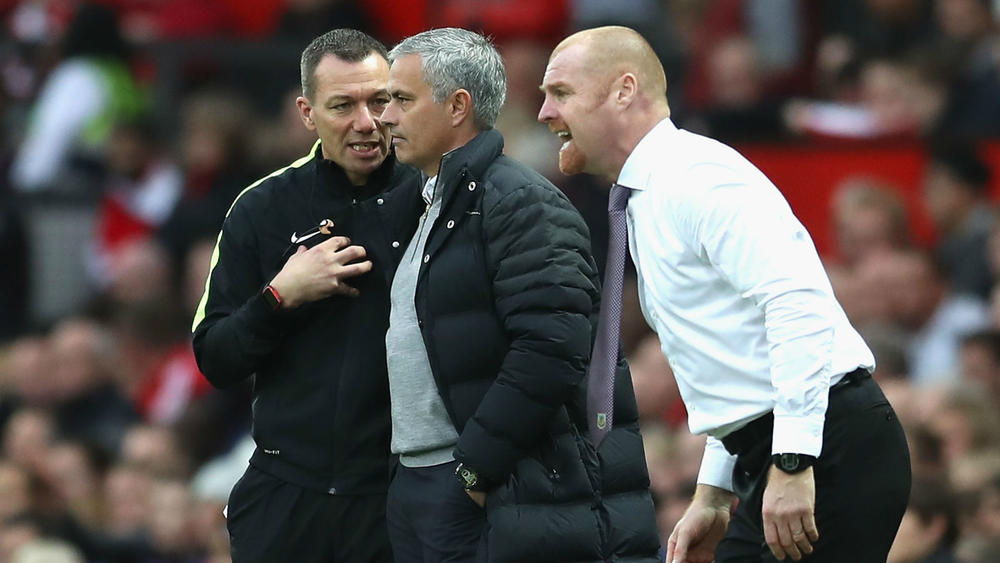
[{"xmin": 558, "ymin": 134, "xmax": 587, "ymax": 175}]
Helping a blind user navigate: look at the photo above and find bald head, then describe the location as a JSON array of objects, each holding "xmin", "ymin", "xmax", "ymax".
[
  {"xmin": 553, "ymin": 26, "xmax": 667, "ymax": 101},
  {"xmin": 539, "ymin": 26, "xmax": 671, "ymax": 180}
]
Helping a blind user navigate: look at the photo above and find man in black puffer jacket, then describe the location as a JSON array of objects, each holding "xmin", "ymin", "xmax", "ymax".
[{"xmin": 379, "ymin": 28, "xmax": 660, "ymax": 563}]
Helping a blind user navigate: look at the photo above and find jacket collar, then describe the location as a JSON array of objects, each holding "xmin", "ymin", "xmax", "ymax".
[
  {"xmin": 434, "ymin": 129, "xmax": 504, "ymax": 194},
  {"xmin": 313, "ymin": 141, "xmax": 399, "ymax": 200}
]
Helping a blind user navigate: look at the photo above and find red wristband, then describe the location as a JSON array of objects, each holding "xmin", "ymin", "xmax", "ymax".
[{"xmin": 262, "ymin": 285, "xmax": 282, "ymax": 311}]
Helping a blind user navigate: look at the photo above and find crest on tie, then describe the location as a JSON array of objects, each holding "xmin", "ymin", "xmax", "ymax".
[{"xmin": 596, "ymin": 413, "xmax": 608, "ymax": 429}]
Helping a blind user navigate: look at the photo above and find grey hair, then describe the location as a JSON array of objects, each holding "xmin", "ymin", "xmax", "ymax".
[{"xmin": 389, "ymin": 28, "xmax": 507, "ymax": 130}]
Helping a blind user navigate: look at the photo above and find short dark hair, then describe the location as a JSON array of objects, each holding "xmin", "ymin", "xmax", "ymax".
[{"xmin": 300, "ymin": 29, "xmax": 388, "ymax": 101}]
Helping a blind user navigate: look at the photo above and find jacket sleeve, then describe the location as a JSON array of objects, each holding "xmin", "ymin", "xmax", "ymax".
[
  {"xmin": 453, "ymin": 184, "xmax": 598, "ymax": 485},
  {"xmin": 191, "ymin": 196, "xmax": 294, "ymax": 389}
]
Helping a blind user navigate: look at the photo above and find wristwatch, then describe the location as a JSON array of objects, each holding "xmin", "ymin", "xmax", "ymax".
[
  {"xmin": 772, "ymin": 453, "xmax": 816, "ymax": 474},
  {"xmin": 262, "ymin": 285, "xmax": 282, "ymax": 311},
  {"xmin": 455, "ymin": 463, "xmax": 488, "ymax": 492}
]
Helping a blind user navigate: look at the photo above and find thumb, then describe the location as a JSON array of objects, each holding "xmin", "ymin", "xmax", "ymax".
[{"xmin": 295, "ymin": 245, "xmax": 308, "ymax": 254}]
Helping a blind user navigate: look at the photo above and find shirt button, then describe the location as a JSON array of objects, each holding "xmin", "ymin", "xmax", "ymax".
[
  {"xmin": 423, "ymin": 254, "xmax": 430, "ymax": 263},
  {"xmin": 468, "ymin": 181, "xmax": 476, "ymax": 191},
  {"xmin": 446, "ymin": 220, "xmax": 455, "ymax": 229},
  {"xmin": 391, "ymin": 241, "xmax": 400, "ymax": 248},
  {"xmin": 377, "ymin": 198, "xmax": 384, "ymax": 205},
  {"xmin": 327, "ymin": 487, "xmax": 337, "ymax": 495}
]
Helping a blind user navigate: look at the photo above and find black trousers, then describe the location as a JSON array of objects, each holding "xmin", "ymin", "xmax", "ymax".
[
  {"xmin": 386, "ymin": 461, "xmax": 487, "ymax": 563},
  {"xmin": 226, "ymin": 466, "xmax": 393, "ymax": 563},
  {"xmin": 715, "ymin": 371, "xmax": 911, "ymax": 563}
]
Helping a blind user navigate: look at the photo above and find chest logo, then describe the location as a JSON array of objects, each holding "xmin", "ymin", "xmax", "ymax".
[{"xmin": 290, "ymin": 218, "xmax": 336, "ymax": 245}]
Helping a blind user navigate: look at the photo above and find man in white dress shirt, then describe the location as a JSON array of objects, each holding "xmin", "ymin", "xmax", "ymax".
[{"xmin": 539, "ymin": 26, "xmax": 911, "ymax": 563}]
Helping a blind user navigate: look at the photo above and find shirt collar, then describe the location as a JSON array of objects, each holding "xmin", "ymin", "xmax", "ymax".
[
  {"xmin": 421, "ymin": 175, "xmax": 438, "ymax": 205},
  {"xmin": 616, "ymin": 117, "xmax": 677, "ymax": 191}
]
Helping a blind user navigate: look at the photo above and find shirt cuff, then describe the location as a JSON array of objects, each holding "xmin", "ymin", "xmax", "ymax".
[
  {"xmin": 696, "ymin": 436, "xmax": 737, "ymax": 492},
  {"xmin": 771, "ymin": 413, "xmax": 825, "ymax": 457}
]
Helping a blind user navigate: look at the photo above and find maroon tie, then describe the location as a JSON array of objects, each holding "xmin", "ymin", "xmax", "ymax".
[{"xmin": 587, "ymin": 183, "xmax": 631, "ymax": 447}]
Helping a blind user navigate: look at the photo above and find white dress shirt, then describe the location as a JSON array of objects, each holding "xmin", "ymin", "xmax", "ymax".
[{"xmin": 617, "ymin": 118, "xmax": 874, "ymax": 491}]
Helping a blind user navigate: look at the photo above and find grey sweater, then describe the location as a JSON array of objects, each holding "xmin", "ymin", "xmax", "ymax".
[{"xmin": 385, "ymin": 177, "xmax": 458, "ymax": 467}]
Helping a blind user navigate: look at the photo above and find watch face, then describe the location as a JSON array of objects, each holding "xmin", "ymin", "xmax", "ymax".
[
  {"xmin": 263, "ymin": 286, "xmax": 280, "ymax": 310},
  {"xmin": 779, "ymin": 453, "xmax": 800, "ymax": 472},
  {"xmin": 458, "ymin": 465, "xmax": 478, "ymax": 488}
]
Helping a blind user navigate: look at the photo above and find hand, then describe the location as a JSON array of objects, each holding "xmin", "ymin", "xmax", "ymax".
[
  {"xmin": 762, "ymin": 466, "xmax": 819, "ymax": 561},
  {"xmin": 269, "ymin": 235, "xmax": 372, "ymax": 307},
  {"xmin": 666, "ymin": 484, "xmax": 736, "ymax": 563},
  {"xmin": 466, "ymin": 490, "xmax": 486, "ymax": 508}
]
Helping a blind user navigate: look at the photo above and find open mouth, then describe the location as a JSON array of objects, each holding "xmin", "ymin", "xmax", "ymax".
[
  {"xmin": 349, "ymin": 141, "xmax": 381, "ymax": 154},
  {"xmin": 556, "ymin": 130, "xmax": 572, "ymax": 151}
]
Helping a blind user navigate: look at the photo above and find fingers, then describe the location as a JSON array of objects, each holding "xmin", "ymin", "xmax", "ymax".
[
  {"xmin": 338, "ymin": 260, "xmax": 373, "ymax": 279},
  {"xmin": 328, "ymin": 260, "xmax": 371, "ymax": 297},
  {"xmin": 764, "ymin": 519, "xmax": 784, "ymax": 560},
  {"xmin": 669, "ymin": 526, "xmax": 689, "ymax": 563},
  {"xmin": 803, "ymin": 513, "xmax": 819, "ymax": 542},
  {"xmin": 765, "ymin": 515, "xmax": 816, "ymax": 561},
  {"xmin": 775, "ymin": 520, "xmax": 802, "ymax": 561},
  {"xmin": 333, "ymin": 244, "xmax": 367, "ymax": 264},
  {"xmin": 791, "ymin": 526, "xmax": 814, "ymax": 557},
  {"xmin": 798, "ymin": 513, "xmax": 819, "ymax": 555},
  {"xmin": 331, "ymin": 281, "xmax": 360, "ymax": 298},
  {"xmin": 665, "ymin": 528, "xmax": 678, "ymax": 563},
  {"xmin": 315, "ymin": 235, "xmax": 352, "ymax": 251}
]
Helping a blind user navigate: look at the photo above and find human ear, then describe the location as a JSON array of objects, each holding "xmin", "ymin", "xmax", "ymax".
[
  {"xmin": 449, "ymin": 89, "xmax": 472, "ymax": 127},
  {"xmin": 296, "ymin": 96, "xmax": 316, "ymax": 130}
]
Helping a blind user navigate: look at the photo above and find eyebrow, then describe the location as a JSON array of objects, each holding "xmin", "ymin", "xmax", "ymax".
[
  {"xmin": 323, "ymin": 94, "xmax": 354, "ymax": 105},
  {"xmin": 390, "ymin": 88, "xmax": 415, "ymax": 98},
  {"xmin": 324, "ymin": 89, "xmax": 390, "ymax": 105},
  {"xmin": 539, "ymin": 81, "xmax": 568, "ymax": 93}
]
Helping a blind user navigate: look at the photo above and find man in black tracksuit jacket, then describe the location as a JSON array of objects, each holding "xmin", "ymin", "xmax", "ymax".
[
  {"xmin": 191, "ymin": 30, "xmax": 422, "ymax": 562},
  {"xmin": 379, "ymin": 28, "xmax": 660, "ymax": 563}
]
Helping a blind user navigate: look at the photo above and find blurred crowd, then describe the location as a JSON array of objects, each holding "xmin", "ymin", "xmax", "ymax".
[{"xmin": 0, "ymin": 0, "xmax": 998, "ymax": 562}]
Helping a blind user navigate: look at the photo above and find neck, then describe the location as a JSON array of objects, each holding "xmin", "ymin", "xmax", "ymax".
[{"xmin": 604, "ymin": 106, "xmax": 670, "ymax": 182}]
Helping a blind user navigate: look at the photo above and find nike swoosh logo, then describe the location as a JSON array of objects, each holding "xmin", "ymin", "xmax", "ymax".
[{"xmin": 290, "ymin": 231, "xmax": 323, "ymax": 244}]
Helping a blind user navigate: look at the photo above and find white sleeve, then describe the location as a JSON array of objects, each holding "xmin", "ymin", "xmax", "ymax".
[
  {"xmin": 10, "ymin": 60, "xmax": 107, "ymax": 191},
  {"xmin": 684, "ymin": 163, "xmax": 835, "ymax": 457},
  {"xmin": 697, "ymin": 435, "xmax": 736, "ymax": 491}
]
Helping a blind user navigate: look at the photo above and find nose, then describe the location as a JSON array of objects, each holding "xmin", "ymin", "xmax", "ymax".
[
  {"xmin": 381, "ymin": 100, "xmax": 398, "ymax": 127},
  {"xmin": 355, "ymin": 105, "xmax": 377, "ymax": 132},
  {"xmin": 537, "ymin": 95, "xmax": 556, "ymax": 123}
]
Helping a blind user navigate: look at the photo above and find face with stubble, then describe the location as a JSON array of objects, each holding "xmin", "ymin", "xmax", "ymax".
[
  {"xmin": 537, "ymin": 43, "xmax": 617, "ymax": 177},
  {"xmin": 297, "ymin": 53, "xmax": 391, "ymax": 186}
]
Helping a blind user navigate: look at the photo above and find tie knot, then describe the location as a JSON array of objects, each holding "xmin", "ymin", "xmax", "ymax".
[{"xmin": 608, "ymin": 184, "xmax": 631, "ymax": 212}]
